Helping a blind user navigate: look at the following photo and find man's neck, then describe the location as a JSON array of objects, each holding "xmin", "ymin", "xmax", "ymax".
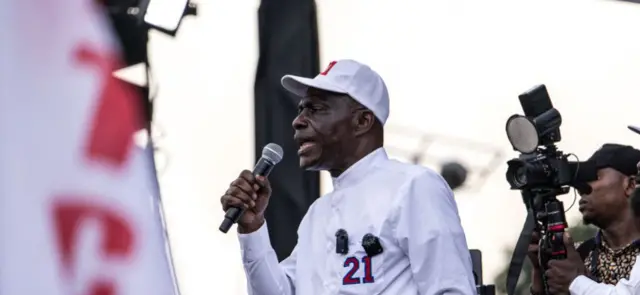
[
  {"xmin": 601, "ymin": 212, "xmax": 640, "ymax": 249},
  {"xmin": 328, "ymin": 144, "xmax": 381, "ymax": 178}
]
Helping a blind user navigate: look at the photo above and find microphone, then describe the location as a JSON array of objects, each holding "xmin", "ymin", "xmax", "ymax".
[{"xmin": 219, "ymin": 143, "xmax": 284, "ymax": 233}]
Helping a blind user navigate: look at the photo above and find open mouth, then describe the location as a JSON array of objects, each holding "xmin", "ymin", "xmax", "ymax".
[
  {"xmin": 295, "ymin": 137, "xmax": 317, "ymax": 155},
  {"xmin": 298, "ymin": 141, "xmax": 316, "ymax": 155}
]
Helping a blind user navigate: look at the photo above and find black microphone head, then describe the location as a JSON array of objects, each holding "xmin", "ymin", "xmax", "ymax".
[{"xmin": 262, "ymin": 143, "xmax": 284, "ymax": 164}]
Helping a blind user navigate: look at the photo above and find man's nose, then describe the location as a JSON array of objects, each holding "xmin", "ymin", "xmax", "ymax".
[{"xmin": 292, "ymin": 114, "xmax": 308, "ymax": 130}]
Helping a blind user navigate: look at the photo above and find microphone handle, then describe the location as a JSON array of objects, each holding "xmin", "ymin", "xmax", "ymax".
[{"xmin": 219, "ymin": 158, "xmax": 275, "ymax": 233}]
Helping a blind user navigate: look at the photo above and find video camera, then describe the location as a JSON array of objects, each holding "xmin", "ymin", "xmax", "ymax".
[{"xmin": 503, "ymin": 85, "xmax": 597, "ymax": 295}]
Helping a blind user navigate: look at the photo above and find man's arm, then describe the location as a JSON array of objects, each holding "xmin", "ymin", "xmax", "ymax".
[
  {"xmin": 569, "ymin": 255, "xmax": 640, "ymax": 295},
  {"xmin": 393, "ymin": 170, "xmax": 476, "ymax": 295},
  {"xmin": 239, "ymin": 222, "xmax": 296, "ymax": 295}
]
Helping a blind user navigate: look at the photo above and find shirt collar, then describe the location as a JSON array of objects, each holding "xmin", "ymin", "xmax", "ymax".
[
  {"xmin": 331, "ymin": 147, "xmax": 388, "ymax": 190},
  {"xmin": 594, "ymin": 230, "xmax": 640, "ymax": 251}
]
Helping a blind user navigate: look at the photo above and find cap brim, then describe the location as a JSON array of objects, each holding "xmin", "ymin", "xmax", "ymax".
[
  {"xmin": 628, "ymin": 125, "xmax": 640, "ymax": 135},
  {"xmin": 280, "ymin": 75, "xmax": 347, "ymax": 98}
]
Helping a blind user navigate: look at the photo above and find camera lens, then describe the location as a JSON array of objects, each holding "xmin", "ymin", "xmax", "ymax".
[
  {"xmin": 506, "ymin": 159, "xmax": 530, "ymax": 189},
  {"xmin": 514, "ymin": 166, "xmax": 528, "ymax": 186}
]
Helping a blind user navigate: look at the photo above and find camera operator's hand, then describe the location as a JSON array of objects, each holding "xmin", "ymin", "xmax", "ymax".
[
  {"xmin": 529, "ymin": 231, "xmax": 546, "ymax": 295},
  {"xmin": 220, "ymin": 170, "xmax": 272, "ymax": 234},
  {"xmin": 528, "ymin": 231, "xmax": 542, "ymax": 270},
  {"xmin": 545, "ymin": 233, "xmax": 587, "ymax": 295}
]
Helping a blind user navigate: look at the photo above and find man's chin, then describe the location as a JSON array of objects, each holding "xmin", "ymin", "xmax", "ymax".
[
  {"xmin": 582, "ymin": 214, "xmax": 595, "ymax": 226},
  {"xmin": 299, "ymin": 156, "xmax": 322, "ymax": 170}
]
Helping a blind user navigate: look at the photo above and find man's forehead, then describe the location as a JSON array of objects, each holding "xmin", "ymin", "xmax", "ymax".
[
  {"xmin": 298, "ymin": 95, "xmax": 325, "ymax": 106},
  {"xmin": 298, "ymin": 88, "xmax": 350, "ymax": 107}
]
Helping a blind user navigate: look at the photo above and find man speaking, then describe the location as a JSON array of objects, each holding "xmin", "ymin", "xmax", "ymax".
[{"xmin": 220, "ymin": 60, "xmax": 476, "ymax": 294}]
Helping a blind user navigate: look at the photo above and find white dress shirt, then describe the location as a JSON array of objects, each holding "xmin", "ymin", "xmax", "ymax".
[
  {"xmin": 570, "ymin": 255, "xmax": 640, "ymax": 295},
  {"xmin": 238, "ymin": 148, "xmax": 476, "ymax": 295}
]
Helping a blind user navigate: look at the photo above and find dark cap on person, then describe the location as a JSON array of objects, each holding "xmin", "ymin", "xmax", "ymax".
[{"xmin": 588, "ymin": 143, "xmax": 640, "ymax": 176}]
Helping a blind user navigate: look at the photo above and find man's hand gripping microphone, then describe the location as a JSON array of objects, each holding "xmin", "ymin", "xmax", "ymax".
[{"xmin": 219, "ymin": 143, "xmax": 283, "ymax": 233}]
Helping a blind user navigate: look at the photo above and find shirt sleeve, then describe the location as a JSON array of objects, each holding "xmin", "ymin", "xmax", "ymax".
[
  {"xmin": 238, "ymin": 222, "xmax": 296, "ymax": 295},
  {"xmin": 569, "ymin": 255, "xmax": 640, "ymax": 295},
  {"xmin": 393, "ymin": 170, "xmax": 476, "ymax": 295}
]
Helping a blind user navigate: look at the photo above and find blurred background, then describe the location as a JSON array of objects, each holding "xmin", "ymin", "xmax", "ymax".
[{"xmin": 111, "ymin": 0, "xmax": 640, "ymax": 294}]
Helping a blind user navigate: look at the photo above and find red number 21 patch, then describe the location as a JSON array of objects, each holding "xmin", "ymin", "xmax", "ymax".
[{"xmin": 342, "ymin": 256, "xmax": 375, "ymax": 285}]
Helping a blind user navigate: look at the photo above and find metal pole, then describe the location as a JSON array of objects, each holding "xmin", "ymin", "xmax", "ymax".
[{"xmin": 146, "ymin": 138, "xmax": 182, "ymax": 295}]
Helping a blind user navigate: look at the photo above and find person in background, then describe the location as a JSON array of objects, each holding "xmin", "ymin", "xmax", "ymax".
[
  {"xmin": 220, "ymin": 59, "xmax": 476, "ymax": 294},
  {"xmin": 528, "ymin": 143, "xmax": 640, "ymax": 295},
  {"xmin": 544, "ymin": 186, "xmax": 640, "ymax": 295}
]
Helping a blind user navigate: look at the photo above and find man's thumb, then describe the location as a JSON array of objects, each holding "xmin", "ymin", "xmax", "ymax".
[
  {"xmin": 564, "ymin": 232, "xmax": 574, "ymax": 245},
  {"xmin": 563, "ymin": 232, "xmax": 580, "ymax": 258}
]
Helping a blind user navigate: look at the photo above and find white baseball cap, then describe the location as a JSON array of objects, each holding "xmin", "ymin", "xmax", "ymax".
[{"xmin": 280, "ymin": 59, "xmax": 390, "ymax": 125}]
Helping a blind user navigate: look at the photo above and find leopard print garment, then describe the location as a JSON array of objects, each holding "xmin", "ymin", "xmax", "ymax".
[
  {"xmin": 580, "ymin": 233, "xmax": 640, "ymax": 285},
  {"xmin": 530, "ymin": 237, "xmax": 639, "ymax": 295}
]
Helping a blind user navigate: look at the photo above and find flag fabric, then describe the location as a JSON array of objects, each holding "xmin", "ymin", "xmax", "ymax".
[{"xmin": 0, "ymin": 1, "xmax": 175, "ymax": 294}]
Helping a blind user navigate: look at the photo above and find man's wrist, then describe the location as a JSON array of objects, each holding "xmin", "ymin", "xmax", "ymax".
[{"xmin": 238, "ymin": 218, "xmax": 265, "ymax": 234}]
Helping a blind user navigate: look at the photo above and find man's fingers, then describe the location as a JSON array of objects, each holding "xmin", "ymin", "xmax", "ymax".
[
  {"xmin": 222, "ymin": 195, "xmax": 255, "ymax": 211},
  {"xmin": 546, "ymin": 260, "xmax": 563, "ymax": 273},
  {"xmin": 227, "ymin": 186, "xmax": 256, "ymax": 207},
  {"xmin": 230, "ymin": 179, "xmax": 257, "ymax": 200},
  {"xmin": 256, "ymin": 176, "xmax": 272, "ymax": 195},
  {"xmin": 547, "ymin": 260, "xmax": 556, "ymax": 268},
  {"xmin": 224, "ymin": 187, "xmax": 256, "ymax": 208},
  {"xmin": 239, "ymin": 170, "xmax": 257, "ymax": 184},
  {"xmin": 239, "ymin": 170, "xmax": 265, "ymax": 194},
  {"xmin": 545, "ymin": 267, "xmax": 569, "ymax": 295},
  {"xmin": 221, "ymin": 194, "xmax": 235, "ymax": 211},
  {"xmin": 545, "ymin": 267, "xmax": 560, "ymax": 280},
  {"xmin": 548, "ymin": 286, "xmax": 561, "ymax": 295}
]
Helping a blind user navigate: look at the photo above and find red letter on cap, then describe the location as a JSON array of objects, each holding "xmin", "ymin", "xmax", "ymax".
[{"xmin": 320, "ymin": 61, "xmax": 337, "ymax": 75}]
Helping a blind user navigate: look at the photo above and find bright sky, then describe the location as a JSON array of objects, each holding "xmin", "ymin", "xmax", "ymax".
[{"xmin": 139, "ymin": 0, "xmax": 640, "ymax": 294}]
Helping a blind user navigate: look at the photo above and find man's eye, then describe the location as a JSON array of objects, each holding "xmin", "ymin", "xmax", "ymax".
[
  {"xmin": 301, "ymin": 106, "xmax": 322, "ymax": 114},
  {"xmin": 311, "ymin": 104, "xmax": 327, "ymax": 111},
  {"xmin": 298, "ymin": 104, "xmax": 326, "ymax": 115}
]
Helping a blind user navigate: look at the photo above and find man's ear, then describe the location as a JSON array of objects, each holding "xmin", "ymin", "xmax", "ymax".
[
  {"xmin": 352, "ymin": 110, "xmax": 375, "ymax": 137},
  {"xmin": 624, "ymin": 176, "xmax": 636, "ymax": 198}
]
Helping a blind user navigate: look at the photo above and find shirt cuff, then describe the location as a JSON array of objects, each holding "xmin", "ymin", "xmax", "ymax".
[
  {"xmin": 569, "ymin": 275, "xmax": 597, "ymax": 295},
  {"xmin": 238, "ymin": 222, "xmax": 272, "ymax": 262}
]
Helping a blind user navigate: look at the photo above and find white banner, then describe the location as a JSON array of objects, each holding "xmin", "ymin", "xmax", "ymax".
[{"xmin": 0, "ymin": 1, "xmax": 175, "ymax": 294}]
